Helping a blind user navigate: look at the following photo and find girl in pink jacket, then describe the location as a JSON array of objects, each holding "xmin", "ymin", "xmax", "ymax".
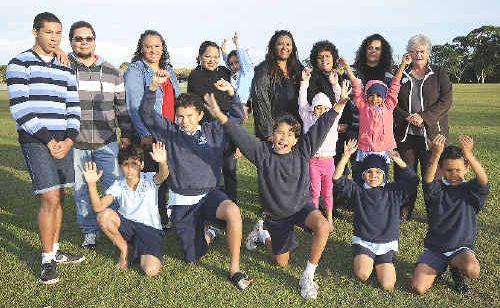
[
  {"xmin": 340, "ymin": 55, "xmax": 410, "ymax": 163},
  {"xmin": 299, "ymin": 67, "xmax": 349, "ymax": 229}
]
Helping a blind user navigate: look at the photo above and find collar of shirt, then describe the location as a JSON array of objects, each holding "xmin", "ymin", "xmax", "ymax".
[
  {"xmin": 179, "ymin": 125, "xmax": 202, "ymax": 136},
  {"xmin": 441, "ymin": 178, "xmax": 466, "ymax": 186},
  {"xmin": 363, "ymin": 182, "xmax": 386, "ymax": 189}
]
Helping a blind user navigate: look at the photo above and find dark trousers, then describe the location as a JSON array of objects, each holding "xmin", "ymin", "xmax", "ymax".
[
  {"xmin": 221, "ymin": 140, "xmax": 237, "ymax": 201},
  {"xmin": 395, "ymin": 135, "xmax": 430, "ymax": 217}
]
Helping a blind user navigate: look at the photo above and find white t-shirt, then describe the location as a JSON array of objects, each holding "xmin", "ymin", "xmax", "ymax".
[{"xmin": 106, "ymin": 172, "xmax": 162, "ymax": 230}]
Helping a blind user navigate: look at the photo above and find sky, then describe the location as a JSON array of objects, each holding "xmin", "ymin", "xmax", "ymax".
[{"xmin": 0, "ymin": 0, "xmax": 498, "ymax": 68}]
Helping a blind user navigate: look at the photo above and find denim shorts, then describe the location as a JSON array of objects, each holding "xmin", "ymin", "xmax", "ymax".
[{"xmin": 21, "ymin": 142, "xmax": 75, "ymax": 195}]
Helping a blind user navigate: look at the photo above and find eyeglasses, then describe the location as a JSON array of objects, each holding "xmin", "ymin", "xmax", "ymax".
[{"xmin": 73, "ymin": 36, "xmax": 95, "ymax": 43}]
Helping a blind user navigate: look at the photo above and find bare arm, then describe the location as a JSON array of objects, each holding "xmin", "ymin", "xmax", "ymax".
[
  {"xmin": 83, "ymin": 162, "xmax": 114, "ymax": 212},
  {"xmin": 424, "ymin": 134, "xmax": 446, "ymax": 183},
  {"xmin": 149, "ymin": 141, "xmax": 169, "ymax": 184},
  {"xmin": 333, "ymin": 139, "xmax": 358, "ymax": 180},
  {"xmin": 459, "ymin": 135, "xmax": 488, "ymax": 185}
]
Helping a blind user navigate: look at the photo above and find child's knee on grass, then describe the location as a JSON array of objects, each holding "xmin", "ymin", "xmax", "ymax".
[
  {"xmin": 354, "ymin": 254, "xmax": 373, "ymax": 281},
  {"xmin": 375, "ymin": 263, "xmax": 396, "ymax": 291},
  {"xmin": 412, "ymin": 263, "xmax": 438, "ymax": 295},
  {"xmin": 273, "ymin": 253, "xmax": 290, "ymax": 268},
  {"xmin": 141, "ymin": 255, "xmax": 161, "ymax": 276}
]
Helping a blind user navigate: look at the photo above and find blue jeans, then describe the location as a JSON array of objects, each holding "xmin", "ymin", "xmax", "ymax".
[{"xmin": 73, "ymin": 142, "xmax": 120, "ymax": 234}]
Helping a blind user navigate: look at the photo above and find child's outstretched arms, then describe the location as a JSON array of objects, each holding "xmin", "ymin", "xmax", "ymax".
[
  {"xmin": 459, "ymin": 135, "xmax": 488, "ymax": 185},
  {"xmin": 424, "ymin": 134, "xmax": 446, "ymax": 183},
  {"xmin": 333, "ymin": 139, "xmax": 358, "ymax": 180},
  {"xmin": 83, "ymin": 162, "xmax": 114, "ymax": 212},
  {"xmin": 150, "ymin": 141, "xmax": 169, "ymax": 185}
]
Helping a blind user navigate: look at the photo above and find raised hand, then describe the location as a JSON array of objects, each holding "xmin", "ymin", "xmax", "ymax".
[
  {"xmin": 149, "ymin": 70, "xmax": 169, "ymax": 91},
  {"xmin": 430, "ymin": 134, "xmax": 446, "ymax": 156},
  {"xmin": 203, "ymin": 93, "xmax": 223, "ymax": 118},
  {"xmin": 232, "ymin": 32, "xmax": 240, "ymax": 49},
  {"xmin": 83, "ymin": 161, "xmax": 103, "ymax": 184},
  {"xmin": 458, "ymin": 135, "xmax": 474, "ymax": 155},
  {"xmin": 400, "ymin": 53, "xmax": 412, "ymax": 68},
  {"xmin": 328, "ymin": 71, "xmax": 339, "ymax": 85},
  {"xmin": 343, "ymin": 139, "xmax": 358, "ymax": 157},
  {"xmin": 150, "ymin": 141, "xmax": 167, "ymax": 164},
  {"xmin": 338, "ymin": 57, "xmax": 350, "ymax": 70},
  {"xmin": 221, "ymin": 38, "xmax": 228, "ymax": 55},
  {"xmin": 214, "ymin": 78, "xmax": 235, "ymax": 96},
  {"xmin": 301, "ymin": 67, "xmax": 312, "ymax": 82},
  {"xmin": 339, "ymin": 79, "xmax": 351, "ymax": 102}
]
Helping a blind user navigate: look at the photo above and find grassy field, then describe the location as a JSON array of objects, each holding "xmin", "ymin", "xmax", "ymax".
[{"xmin": 0, "ymin": 84, "xmax": 498, "ymax": 307}]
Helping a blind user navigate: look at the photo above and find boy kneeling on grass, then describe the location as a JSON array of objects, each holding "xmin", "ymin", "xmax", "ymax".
[
  {"xmin": 83, "ymin": 144, "xmax": 168, "ymax": 276},
  {"xmin": 412, "ymin": 134, "xmax": 490, "ymax": 295},
  {"xmin": 203, "ymin": 81, "xmax": 348, "ymax": 300},
  {"xmin": 332, "ymin": 140, "xmax": 418, "ymax": 291}
]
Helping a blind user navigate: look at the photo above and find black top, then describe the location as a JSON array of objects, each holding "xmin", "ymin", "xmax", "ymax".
[
  {"xmin": 334, "ymin": 167, "xmax": 418, "ymax": 243},
  {"xmin": 423, "ymin": 179, "xmax": 490, "ymax": 252},
  {"xmin": 224, "ymin": 107, "xmax": 339, "ymax": 218}
]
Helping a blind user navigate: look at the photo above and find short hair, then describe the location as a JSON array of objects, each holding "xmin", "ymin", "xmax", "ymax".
[
  {"xmin": 33, "ymin": 12, "xmax": 61, "ymax": 31},
  {"xmin": 175, "ymin": 93, "xmax": 204, "ymax": 114},
  {"xmin": 69, "ymin": 20, "xmax": 95, "ymax": 41},
  {"xmin": 197, "ymin": 41, "xmax": 220, "ymax": 65},
  {"xmin": 273, "ymin": 114, "xmax": 302, "ymax": 138},
  {"xmin": 227, "ymin": 50, "xmax": 238, "ymax": 63},
  {"xmin": 118, "ymin": 146, "xmax": 144, "ymax": 165},
  {"xmin": 407, "ymin": 34, "xmax": 432, "ymax": 54},
  {"xmin": 439, "ymin": 145, "xmax": 466, "ymax": 166},
  {"xmin": 309, "ymin": 40, "xmax": 339, "ymax": 70}
]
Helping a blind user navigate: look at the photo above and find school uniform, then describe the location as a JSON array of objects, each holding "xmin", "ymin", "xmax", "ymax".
[{"xmin": 417, "ymin": 178, "xmax": 490, "ymax": 273}]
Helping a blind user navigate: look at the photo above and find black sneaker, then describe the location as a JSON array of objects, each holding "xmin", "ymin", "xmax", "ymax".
[
  {"xmin": 450, "ymin": 266, "xmax": 470, "ymax": 294},
  {"xmin": 81, "ymin": 232, "xmax": 98, "ymax": 250},
  {"xmin": 55, "ymin": 250, "xmax": 86, "ymax": 264},
  {"xmin": 39, "ymin": 260, "xmax": 59, "ymax": 284}
]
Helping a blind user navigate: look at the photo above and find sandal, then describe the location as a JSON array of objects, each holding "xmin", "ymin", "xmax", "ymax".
[{"xmin": 229, "ymin": 271, "xmax": 252, "ymax": 290}]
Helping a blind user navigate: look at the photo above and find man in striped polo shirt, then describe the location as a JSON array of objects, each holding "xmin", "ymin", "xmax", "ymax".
[
  {"xmin": 7, "ymin": 12, "xmax": 85, "ymax": 284},
  {"xmin": 67, "ymin": 21, "xmax": 133, "ymax": 250}
]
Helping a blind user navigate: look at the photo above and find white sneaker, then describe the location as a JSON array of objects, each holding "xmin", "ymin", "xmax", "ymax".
[
  {"xmin": 299, "ymin": 275, "xmax": 319, "ymax": 300},
  {"xmin": 245, "ymin": 219, "xmax": 264, "ymax": 251}
]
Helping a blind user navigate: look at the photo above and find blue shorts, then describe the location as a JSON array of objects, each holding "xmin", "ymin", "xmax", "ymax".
[
  {"xmin": 417, "ymin": 247, "xmax": 473, "ymax": 274},
  {"xmin": 264, "ymin": 202, "xmax": 317, "ymax": 255},
  {"xmin": 352, "ymin": 244, "xmax": 395, "ymax": 265},
  {"xmin": 170, "ymin": 189, "xmax": 228, "ymax": 262},
  {"xmin": 21, "ymin": 142, "xmax": 75, "ymax": 195},
  {"xmin": 118, "ymin": 214, "xmax": 164, "ymax": 261}
]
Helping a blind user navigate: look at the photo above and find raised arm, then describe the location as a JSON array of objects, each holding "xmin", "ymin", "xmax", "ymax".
[
  {"xmin": 329, "ymin": 71, "xmax": 342, "ymax": 102},
  {"xmin": 384, "ymin": 54, "xmax": 410, "ymax": 110},
  {"xmin": 459, "ymin": 135, "xmax": 488, "ymax": 185},
  {"xmin": 339, "ymin": 57, "xmax": 365, "ymax": 109},
  {"xmin": 424, "ymin": 134, "xmax": 446, "ymax": 183},
  {"xmin": 150, "ymin": 141, "xmax": 169, "ymax": 184},
  {"xmin": 298, "ymin": 68, "xmax": 312, "ymax": 119},
  {"xmin": 167, "ymin": 66, "xmax": 182, "ymax": 98},
  {"xmin": 333, "ymin": 139, "xmax": 357, "ymax": 180},
  {"xmin": 83, "ymin": 161, "xmax": 114, "ymax": 212}
]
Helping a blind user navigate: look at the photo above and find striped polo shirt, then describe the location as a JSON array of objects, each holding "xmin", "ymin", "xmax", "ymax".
[
  {"xmin": 7, "ymin": 49, "xmax": 81, "ymax": 144},
  {"xmin": 69, "ymin": 53, "xmax": 132, "ymax": 149}
]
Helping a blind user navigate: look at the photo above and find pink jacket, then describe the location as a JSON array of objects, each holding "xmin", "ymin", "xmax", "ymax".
[{"xmin": 352, "ymin": 77, "xmax": 401, "ymax": 152}]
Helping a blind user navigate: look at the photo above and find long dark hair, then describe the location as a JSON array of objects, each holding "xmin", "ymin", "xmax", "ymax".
[
  {"xmin": 196, "ymin": 41, "xmax": 220, "ymax": 65},
  {"xmin": 132, "ymin": 30, "xmax": 171, "ymax": 69},
  {"xmin": 265, "ymin": 30, "xmax": 300, "ymax": 84},
  {"xmin": 309, "ymin": 40, "xmax": 339, "ymax": 71},
  {"xmin": 354, "ymin": 34, "xmax": 393, "ymax": 76}
]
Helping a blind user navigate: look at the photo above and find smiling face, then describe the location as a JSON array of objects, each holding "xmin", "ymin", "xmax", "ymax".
[
  {"xmin": 409, "ymin": 43, "xmax": 430, "ymax": 67},
  {"xmin": 316, "ymin": 50, "xmax": 334, "ymax": 72},
  {"xmin": 142, "ymin": 34, "xmax": 163, "ymax": 65},
  {"xmin": 275, "ymin": 35, "xmax": 293, "ymax": 61},
  {"xmin": 176, "ymin": 105, "xmax": 204, "ymax": 133},
  {"xmin": 32, "ymin": 21, "xmax": 62, "ymax": 56},
  {"xmin": 70, "ymin": 27, "xmax": 95, "ymax": 59},
  {"xmin": 272, "ymin": 122, "xmax": 298, "ymax": 154},
  {"xmin": 312, "ymin": 105, "xmax": 330, "ymax": 118},
  {"xmin": 363, "ymin": 168, "xmax": 385, "ymax": 187},
  {"xmin": 366, "ymin": 39, "xmax": 382, "ymax": 67},
  {"xmin": 367, "ymin": 94, "xmax": 384, "ymax": 106},
  {"xmin": 200, "ymin": 46, "xmax": 220, "ymax": 71},
  {"xmin": 440, "ymin": 158, "xmax": 468, "ymax": 186},
  {"xmin": 120, "ymin": 157, "xmax": 143, "ymax": 181},
  {"xmin": 228, "ymin": 54, "xmax": 240, "ymax": 74}
]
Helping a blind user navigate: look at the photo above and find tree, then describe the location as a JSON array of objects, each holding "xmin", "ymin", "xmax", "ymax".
[
  {"xmin": 0, "ymin": 65, "xmax": 6, "ymax": 84},
  {"xmin": 431, "ymin": 43, "xmax": 467, "ymax": 83},
  {"xmin": 465, "ymin": 25, "xmax": 500, "ymax": 83}
]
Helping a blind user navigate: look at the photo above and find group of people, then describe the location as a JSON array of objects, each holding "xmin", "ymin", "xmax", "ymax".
[{"xmin": 5, "ymin": 12, "xmax": 490, "ymax": 300}]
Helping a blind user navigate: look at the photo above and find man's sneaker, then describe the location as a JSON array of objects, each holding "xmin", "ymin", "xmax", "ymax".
[
  {"xmin": 81, "ymin": 232, "xmax": 98, "ymax": 250},
  {"xmin": 450, "ymin": 266, "xmax": 470, "ymax": 294},
  {"xmin": 39, "ymin": 260, "xmax": 59, "ymax": 284},
  {"xmin": 245, "ymin": 219, "xmax": 264, "ymax": 251},
  {"xmin": 55, "ymin": 250, "xmax": 86, "ymax": 264},
  {"xmin": 299, "ymin": 275, "xmax": 319, "ymax": 300},
  {"xmin": 206, "ymin": 225, "xmax": 225, "ymax": 243}
]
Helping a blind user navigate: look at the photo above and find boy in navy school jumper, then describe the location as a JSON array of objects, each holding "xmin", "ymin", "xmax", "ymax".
[
  {"xmin": 140, "ymin": 74, "xmax": 251, "ymax": 289},
  {"xmin": 203, "ymin": 81, "xmax": 349, "ymax": 300},
  {"xmin": 333, "ymin": 140, "xmax": 418, "ymax": 291},
  {"xmin": 7, "ymin": 12, "xmax": 84, "ymax": 284},
  {"xmin": 412, "ymin": 134, "xmax": 490, "ymax": 295},
  {"xmin": 83, "ymin": 144, "xmax": 168, "ymax": 276}
]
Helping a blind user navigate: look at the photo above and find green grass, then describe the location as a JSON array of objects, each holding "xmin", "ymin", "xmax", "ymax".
[{"xmin": 0, "ymin": 85, "xmax": 499, "ymax": 307}]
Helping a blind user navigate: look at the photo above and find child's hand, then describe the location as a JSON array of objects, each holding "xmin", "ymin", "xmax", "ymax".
[
  {"xmin": 83, "ymin": 161, "xmax": 103, "ymax": 184},
  {"xmin": 328, "ymin": 71, "xmax": 339, "ymax": 85},
  {"xmin": 343, "ymin": 139, "xmax": 358, "ymax": 157},
  {"xmin": 232, "ymin": 32, "xmax": 240, "ymax": 49},
  {"xmin": 339, "ymin": 79, "xmax": 351, "ymax": 102},
  {"xmin": 388, "ymin": 150, "xmax": 401, "ymax": 160},
  {"xmin": 203, "ymin": 93, "xmax": 223, "ymax": 118},
  {"xmin": 430, "ymin": 134, "xmax": 446, "ymax": 156},
  {"xmin": 150, "ymin": 141, "xmax": 167, "ymax": 164},
  {"xmin": 338, "ymin": 57, "xmax": 349, "ymax": 69},
  {"xmin": 400, "ymin": 53, "xmax": 411, "ymax": 68},
  {"xmin": 221, "ymin": 38, "xmax": 228, "ymax": 55},
  {"xmin": 214, "ymin": 78, "xmax": 235, "ymax": 96},
  {"xmin": 301, "ymin": 67, "xmax": 312, "ymax": 82},
  {"xmin": 459, "ymin": 135, "xmax": 474, "ymax": 155}
]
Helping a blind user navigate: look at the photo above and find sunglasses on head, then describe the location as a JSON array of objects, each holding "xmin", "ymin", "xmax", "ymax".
[{"xmin": 73, "ymin": 36, "xmax": 94, "ymax": 43}]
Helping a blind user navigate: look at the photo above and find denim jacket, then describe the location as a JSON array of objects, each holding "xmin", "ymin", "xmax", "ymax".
[
  {"xmin": 124, "ymin": 60, "xmax": 181, "ymax": 139},
  {"xmin": 223, "ymin": 48, "xmax": 254, "ymax": 105}
]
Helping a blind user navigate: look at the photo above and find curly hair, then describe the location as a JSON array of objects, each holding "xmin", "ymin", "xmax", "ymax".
[
  {"xmin": 118, "ymin": 146, "xmax": 144, "ymax": 164},
  {"xmin": 354, "ymin": 34, "xmax": 393, "ymax": 76},
  {"xmin": 265, "ymin": 30, "xmax": 300, "ymax": 84},
  {"xmin": 273, "ymin": 113, "xmax": 302, "ymax": 138},
  {"xmin": 309, "ymin": 40, "xmax": 339, "ymax": 71},
  {"xmin": 175, "ymin": 93, "xmax": 205, "ymax": 114},
  {"xmin": 196, "ymin": 41, "xmax": 220, "ymax": 65},
  {"xmin": 131, "ymin": 30, "xmax": 171, "ymax": 69}
]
